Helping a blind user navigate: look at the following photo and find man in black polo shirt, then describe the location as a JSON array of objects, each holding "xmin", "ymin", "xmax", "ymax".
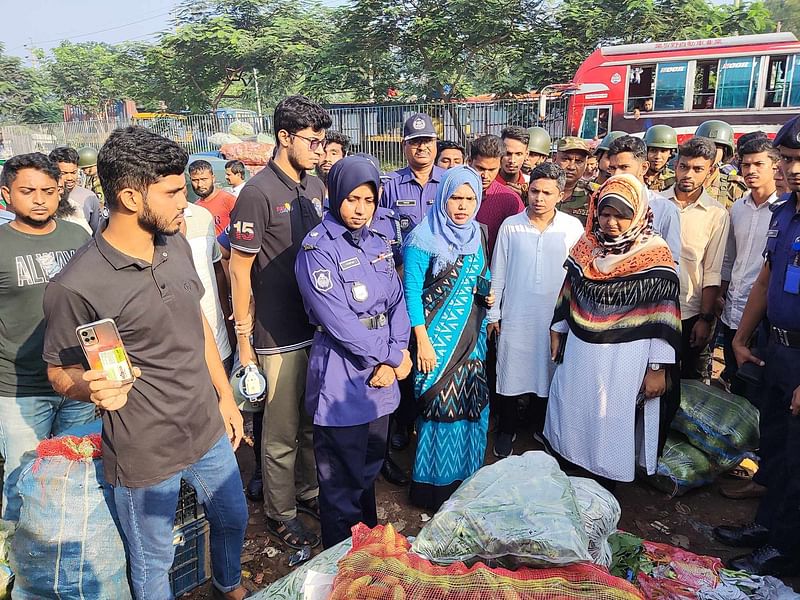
[
  {"xmin": 229, "ymin": 95, "xmax": 329, "ymax": 549},
  {"xmin": 42, "ymin": 126, "xmax": 249, "ymax": 600}
]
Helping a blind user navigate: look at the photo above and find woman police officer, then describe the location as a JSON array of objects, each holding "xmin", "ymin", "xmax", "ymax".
[{"xmin": 295, "ymin": 156, "xmax": 412, "ymax": 548}]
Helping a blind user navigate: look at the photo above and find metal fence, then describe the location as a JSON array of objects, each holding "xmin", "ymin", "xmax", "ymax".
[{"xmin": 0, "ymin": 98, "xmax": 569, "ymax": 171}]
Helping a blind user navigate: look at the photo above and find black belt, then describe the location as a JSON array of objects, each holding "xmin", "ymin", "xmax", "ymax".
[
  {"xmin": 317, "ymin": 312, "xmax": 388, "ymax": 333},
  {"xmin": 771, "ymin": 326, "xmax": 800, "ymax": 349}
]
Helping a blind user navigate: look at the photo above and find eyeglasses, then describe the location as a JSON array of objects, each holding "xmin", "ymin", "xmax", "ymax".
[
  {"xmin": 290, "ymin": 133, "xmax": 325, "ymax": 151},
  {"xmin": 406, "ymin": 138, "xmax": 436, "ymax": 147}
]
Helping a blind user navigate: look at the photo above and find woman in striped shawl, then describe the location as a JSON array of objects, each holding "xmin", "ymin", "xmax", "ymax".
[{"xmin": 544, "ymin": 173, "xmax": 681, "ymax": 489}]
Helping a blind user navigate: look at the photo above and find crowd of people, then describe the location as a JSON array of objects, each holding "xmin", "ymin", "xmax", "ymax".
[{"xmin": 0, "ymin": 92, "xmax": 799, "ymax": 599}]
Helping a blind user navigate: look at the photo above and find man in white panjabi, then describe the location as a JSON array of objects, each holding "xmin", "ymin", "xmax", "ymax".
[
  {"xmin": 544, "ymin": 174, "xmax": 682, "ymax": 488},
  {"xmin": 487, "ymin": 163, "xmax": 583, "ymax": 459}
]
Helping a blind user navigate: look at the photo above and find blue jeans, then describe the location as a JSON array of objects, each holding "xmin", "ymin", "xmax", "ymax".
[
  {"xmin": 113, "ymin": 434, "xmax": 248, "ymax": 600},
  {"xmin": 0, "ymin": 394, "xmax": 96, "ymax": 522}
]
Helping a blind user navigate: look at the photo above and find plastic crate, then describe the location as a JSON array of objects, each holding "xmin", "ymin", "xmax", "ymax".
[
  {"xmin": 174, "ymin": 479, "xmax": 204, "ymax": 528},
  {"xmin": 170, "ymin": 518, "xmax": 211, "ymax": 598}
]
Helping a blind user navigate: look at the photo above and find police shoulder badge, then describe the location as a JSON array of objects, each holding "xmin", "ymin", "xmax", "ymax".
[
  {"xmin": 313, "ymin": 269, "xmax": 333, "ymax": 292},
  {"xmin": 352, "ymin": 282, "xmax": 369, "ymax": 302}
]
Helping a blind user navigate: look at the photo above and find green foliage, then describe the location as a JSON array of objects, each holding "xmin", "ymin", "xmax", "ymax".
[
  {"xmin": 0, "ymin": 44, "xmax": 61, "ymax": 124},
  {"xmin": 764, "ymin": 0, "xmax": 800, "ymax": 36},
  {"xmin": 0, "ymin": 0, "xmax": 788, "ymax": 122}
]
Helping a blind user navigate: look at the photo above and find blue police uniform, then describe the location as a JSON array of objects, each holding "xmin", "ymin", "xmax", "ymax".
[
  {"xmin": 295, "ymin": 157, "xmax": 411, "ymax": 548},
  {"xmin": 751, "ymin": 194, "xmax": 800, "ymax": 558},
  {"xmin": 380, "ymin": 165, "xmax": 446, "ymax": 237},
  {"xmin": 370, "ymin": 206, "xmax": 403, "ymax": 268}
]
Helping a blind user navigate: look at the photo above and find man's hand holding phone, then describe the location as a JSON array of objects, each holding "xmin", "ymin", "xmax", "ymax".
[{"xmin": 82, "ymin": 367, "xmax": 142, "ymax": 411}]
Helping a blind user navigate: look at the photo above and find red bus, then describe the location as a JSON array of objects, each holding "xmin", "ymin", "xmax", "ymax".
[{"xmin": 564, "ymin": 32, "xmax": 800, "ymax": 142}]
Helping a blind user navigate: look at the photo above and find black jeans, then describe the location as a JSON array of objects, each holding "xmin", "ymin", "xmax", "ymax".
[
  {"xmin": 314, "ymin": 415, "xmax": 389, "ymax": 549},
  {"xmin": 498, "ymin": 393, "xmax": 547, "ymax": 436},
  {"xmin": 753, "ymin": 342, "xmax": 800, "ymax": 556},
  {"xmin": 680, "ymin": 315, "xmax": 709, "ymax": 380}
]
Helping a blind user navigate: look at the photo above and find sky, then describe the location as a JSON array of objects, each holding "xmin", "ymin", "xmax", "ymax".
[{"xmin": 2, "ymin": 0, "xmax": 180, "ymax": 62}]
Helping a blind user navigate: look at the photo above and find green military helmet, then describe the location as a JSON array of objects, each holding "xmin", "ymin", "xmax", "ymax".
[
  {"xmin": 644, "ymin": 124, "xmax": 678, "ymax": 150},
  {"xmin": 695, "ymin": 120, "xmax": 735, "ymax": 160},
  {"xmin": 77, "ymin": 146, "xmax": 98, "ymax": 169},
  {"xmin": 596, "ymin": 131, "xmax": 627, "ymax": 153},
  {"xmin": 526, "ymin": 126, "xmax": 552, "ymax": 156}
]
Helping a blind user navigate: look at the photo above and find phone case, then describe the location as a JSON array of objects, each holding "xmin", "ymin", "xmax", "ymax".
[
  {"xmin": 76, "ymin": 319, "xmax": 135, "ymax": 384},
  {"xmin": 476, "ymin": 276, "xmax": 491, "ymax": 297}
]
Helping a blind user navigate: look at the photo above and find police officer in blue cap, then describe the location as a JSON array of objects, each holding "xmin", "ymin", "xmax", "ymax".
[
  {"xmin": 295, "ymin": 156, "xmax": 412, "ymax": 548},
  {"xmin": 713, "ymin": 114, "xmax": 800, "ymax": 575}
]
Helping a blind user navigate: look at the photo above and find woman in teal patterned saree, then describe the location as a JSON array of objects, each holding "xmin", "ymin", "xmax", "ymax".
[{"xmin": 402, "ymin": 165, "xmax": 492, "ymax": 510}]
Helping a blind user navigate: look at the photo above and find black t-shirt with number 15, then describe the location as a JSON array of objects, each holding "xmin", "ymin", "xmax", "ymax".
[{"xmin": 228, "ymin": 160, "xmax": 324, "ymax": 354}]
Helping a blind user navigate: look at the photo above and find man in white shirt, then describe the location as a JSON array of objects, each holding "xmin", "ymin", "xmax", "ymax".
[
  {"xmin": 719, "ymin": 137, "xmax": 779, "ymax": 395},
  {"xmin": 48, "ymin": 147, "xmax": 103, "ymax": 233},
  {"xmin": 225, "ymin": 160, "xmax": 247, "ymax": 198},
  {"xmin": 487, "ymin": 163, "xmax": 584, "ymax": 458},
  {"xmin": 181, "ymin": 203, "xmax": 234, "ymax": 371},
  {"xmin": 663, "ymin": 137, "xmax": 730, "ymax": 380}
]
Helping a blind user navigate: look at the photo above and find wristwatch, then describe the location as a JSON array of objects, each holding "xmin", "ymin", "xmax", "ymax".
[
  {"xmin": 648, "ymin": 363, "xmax": 663, "ymax": 371},
  {"xmin": 699, "ymin": 312, "xmax": 715, "ymax": 323}
]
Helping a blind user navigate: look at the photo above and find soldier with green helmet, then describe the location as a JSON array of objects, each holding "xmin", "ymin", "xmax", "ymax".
[
  {"xmin": 594, "ymin": 131, "xmax": 626, "ymax": 185},
  {"xmin": 522, "ymin": 126, "xmax": 552, "ymax": 175},
  {"xmin": 77, "ymin": 146, "xmax": 104, "ymax": 206},
  {"xmin": 643, "ymin": 124, "xmax": 677, "ymax": 192},
  {"xmin": 694, "ymin": 120, "xmax": 746, "ymax": 208}
]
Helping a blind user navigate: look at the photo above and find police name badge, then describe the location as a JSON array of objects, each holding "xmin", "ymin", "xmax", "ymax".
[
  {"xmin": 313, "ymin": 269, "xmax": 333, "ymax": 292},
  {"xmin": 352, "ymin": 282, "xmax": 369, "ymax": 302}
]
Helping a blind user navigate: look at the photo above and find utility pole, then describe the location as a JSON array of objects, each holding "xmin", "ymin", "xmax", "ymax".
[{"xmin": 253, "ymin": 68, "xmax": 263, "ymax": 118}]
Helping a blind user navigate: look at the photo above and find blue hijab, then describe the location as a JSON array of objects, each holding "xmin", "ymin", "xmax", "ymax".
[
  {"xmin": 404, "ymin": 165, "xmax": 483, "ymax": 276},
  {"xmin": 327, "ymin": 156, "xmax": 381, "ymax": 230}
]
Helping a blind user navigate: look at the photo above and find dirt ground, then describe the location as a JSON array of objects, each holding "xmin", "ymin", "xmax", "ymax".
[{"xmin": 186, "ymin": 356, "xmax": 800, "ymax": 597}]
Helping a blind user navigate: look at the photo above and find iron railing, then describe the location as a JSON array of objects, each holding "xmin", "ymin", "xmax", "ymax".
[{"xmin": 0, "ymin": 98, "xmax": 569, "ymax": 171}]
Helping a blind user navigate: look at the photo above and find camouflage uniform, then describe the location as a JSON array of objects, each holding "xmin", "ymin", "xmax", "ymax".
[
  {"xmin": 705, "ymin": 168, "xmax": 746, "ymax": 210},
  {"xmin": 643, "ymin": 167, "xmax": 676, "ymax": 192},
  {"xmin": 84, "ymin": 173, "xmax": 105, "ymax": 205},
  {"xmin": 559, "ymin": 179, "xmax": 592, "ymax": 225}
]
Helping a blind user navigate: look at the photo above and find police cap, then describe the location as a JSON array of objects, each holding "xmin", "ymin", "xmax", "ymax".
[{"xmin": 773, "ymin": 115, "xmax": 800, "ymax": 150}]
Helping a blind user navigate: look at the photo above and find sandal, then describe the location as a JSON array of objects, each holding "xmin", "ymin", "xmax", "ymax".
[
  {"xmin": 296, "ymin": 496, "xmax": 320, "ymax": 520},
  {"xmin": 265, "ymin": 516, "xmax": 320, "ymax": 550}
]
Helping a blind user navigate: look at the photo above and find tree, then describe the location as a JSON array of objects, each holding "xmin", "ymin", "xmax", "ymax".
[
  {"xmin": 515, "ymin": 0, "xmax": 774, "ymax": 92},
  {"xmin": 765, "ymin": 0, "xmax": 800, "ymax": 35},
  {"xmin": 47, "ymin": 41, "xmax": 141, "ymax": 116},
  {"xmin": 147, "ymin": 0, "xmax": 335, "ymax": 112},
  {"xmin": 0, "ymin": 44, "xmax": 61, "ymax": 124}
]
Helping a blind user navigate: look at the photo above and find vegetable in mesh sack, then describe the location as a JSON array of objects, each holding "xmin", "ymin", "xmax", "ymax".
[
  {"xmin": 411, "ymin": 451, "xmax": 591, "ymax": 568},
  {"xmin": 331, "ymin": 523, "xmax": 643, "ymax": 600},
  {"xmin": 250, "ymin": 537, "xmax": 352, "ymax": 600},
  {"xmin": 208, "ymin": 132, "xmax": 243, "ymax": 147},
  {"xmin": 11, "ymin": 431, "xmax": 132, "ymax": 599},
  {"xmin": 228, "ymin": 120, "xmax": 255, "ymax": 137},
  {"xmin": 570, "ymin": 476, "xmax": 621, "ymax": 567},
  {"xmin": 671, "ymin": 380, "xmax": 758, "ymax": 471},
  {"xmin": 219, "ymin": 142, "xmax": 275, "ymax": 166},
  {"xmin": 649, "ymin": 432, "xmax": 714, "ymax": 497}
]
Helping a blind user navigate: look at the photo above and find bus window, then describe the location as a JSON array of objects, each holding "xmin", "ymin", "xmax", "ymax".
[
  {"xmin": 790, "ymin": 55, "xmax": 800, "ymax": 107},
  {"xmin": 765, "ymin": 55, "xmax": 789, "ymax": 107},
  {"xmin": 627, "ymin": 65, "xmax": 655, "ymax": 112},
  {"xmin": 693, "ymin": 60, "xmax": 718, "ymax": 109},
  {"xmin": 579, "ymin": 106, "xmax": 611, "ymax": 140},
  {"xmin": 654, "ymin": 62, "xmax": 689, "ymax": 111},
  {"xmin": 775, "ymin": 54, "xmax": 800, "ymax": 107},
  {"xmin": 716, "ymin": 57, "xmax": 760, "ymax": 109}
]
